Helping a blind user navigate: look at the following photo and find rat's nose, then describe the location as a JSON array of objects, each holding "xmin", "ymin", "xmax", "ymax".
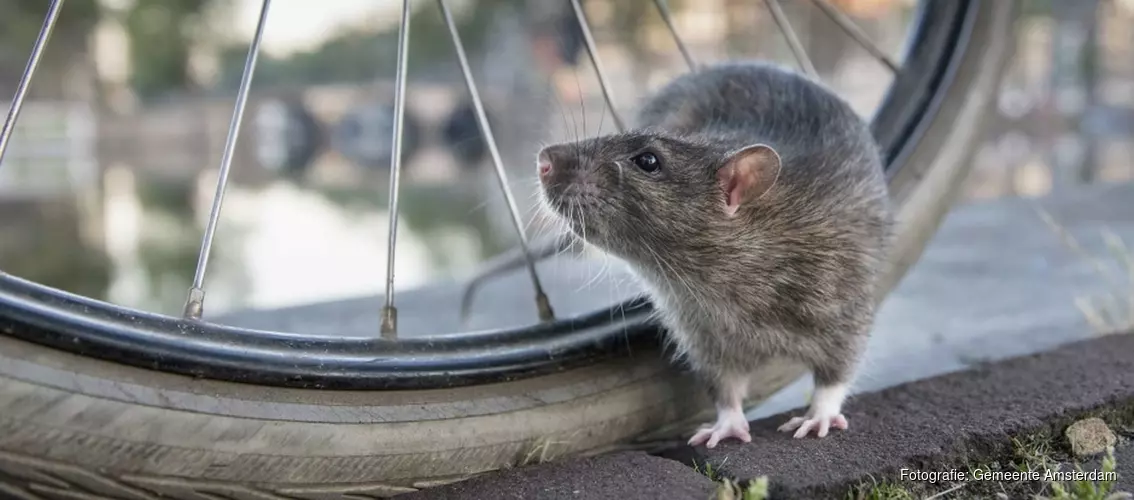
[
  {"xmin": 538, "ymin": 158, "xmax": 552, "ymax": 179},
  {"xmin": 537, "ymin": 145, "xmax": 577, "ymax": 184},
  {"xmin": 536, "ymin": 148, "xmax": 557, "ymax": 182}
]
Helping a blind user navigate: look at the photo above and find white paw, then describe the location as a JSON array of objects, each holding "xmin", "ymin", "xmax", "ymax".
[
  {"xmin": 776, "ymin": 412, "xmax": 848, "ymax": 439},
  {"xmin": 688, "ymin": 413, "xmax": 751, "ymax": 448}
]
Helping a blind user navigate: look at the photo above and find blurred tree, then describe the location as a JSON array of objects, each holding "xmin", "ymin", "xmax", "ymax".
[
  {"xmin": 215, "ymin": 26, "xmax": 390, "ymax": 89},
  {"xmin": 212, "ymin": 0, "xmax": 582, "ymax": 90},
  {"xmin": 117, "ymin": 0, "xmax": 233, "ymax": 100},
  {"xmin": 0, "ymin": 0, "xmax": 251, "ymax": 101},
  {"xmin": 0, "ymin": 0, "xmax": 101, "ymax": 98},
  {"xmin": 590, "ymin": 0, "xmax": 654, "ymax": 93}
]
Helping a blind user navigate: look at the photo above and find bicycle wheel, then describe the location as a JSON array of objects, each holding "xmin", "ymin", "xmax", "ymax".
[{"xmin": 0, "ymin": 0, "xmax": 1018, "ymax": 497}]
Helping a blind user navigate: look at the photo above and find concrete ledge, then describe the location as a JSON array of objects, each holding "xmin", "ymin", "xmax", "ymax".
[
  {"xmin": 395, "ymin": 334, "xmax": 1134, "ymax": 499},
  {"xmin": 399, "ymin": 451, "xmax": 717, "ymax": 500},
  {"xmin": 696, "ymin": 333, "xmax": 1134, "ymax": 499}
]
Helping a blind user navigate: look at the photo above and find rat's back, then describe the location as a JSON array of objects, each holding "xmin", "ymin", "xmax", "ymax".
[{"xmin": 635, "ymin": 62, "xmax": 882, "ymax": 196}]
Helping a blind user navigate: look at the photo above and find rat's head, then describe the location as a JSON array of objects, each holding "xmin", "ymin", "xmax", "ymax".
[{"xmin": 536, "ymin": 131, "xmax": 781, "ymax": 258}]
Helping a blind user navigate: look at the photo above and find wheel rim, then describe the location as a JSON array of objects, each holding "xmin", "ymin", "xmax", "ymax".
[{"xmin": 0, "ymin": 0, "xmax": 980, "ymax": 389}]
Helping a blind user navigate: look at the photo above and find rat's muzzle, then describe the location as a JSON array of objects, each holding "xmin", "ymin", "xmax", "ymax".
[
  {"xmin": 536, "ymin": 144, "xmax": 581, "ymax": 205},
  {"xmin": 535, "ymin": 144, "xmax": 605, "ymax": 233},
  {"xmin": 536, "ymin": 145, "xmax": 572, "ymax": 185}
]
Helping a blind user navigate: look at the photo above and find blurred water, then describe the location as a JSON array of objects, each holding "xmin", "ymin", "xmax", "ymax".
[
  {"xmin": 0, "ymin": 152, "xmax": 508, "ymax": 317},
  {"xmin": 102, "ymin": 165, "xmax": 502, "ymax": 316}
]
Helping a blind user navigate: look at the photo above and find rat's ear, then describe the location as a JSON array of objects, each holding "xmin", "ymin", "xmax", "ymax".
[{"xmin": 717, "ymin": 144, "xmax": 782, "ymax": 217}]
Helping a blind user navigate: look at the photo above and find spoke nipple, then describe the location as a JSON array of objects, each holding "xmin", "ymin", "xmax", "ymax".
[
  {"xmin": 381, "ymin": 306, "xmax": 398, "ymax": 339},
  {"xmin": 536, "ymin": 291, "xmax": 555, "ymax": 322},
  {"xmin": 183, "ymin": 287, "xmax": 206, "ymax": 320}
]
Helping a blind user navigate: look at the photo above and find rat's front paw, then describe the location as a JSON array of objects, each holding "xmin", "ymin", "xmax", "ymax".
[
  {"xmin": 777, "ymin": 413, "xmax": 848, "ymax": 439},
  {"xmin": 688, "ymin": 414, "xmax": 751, "ymax": 448}
]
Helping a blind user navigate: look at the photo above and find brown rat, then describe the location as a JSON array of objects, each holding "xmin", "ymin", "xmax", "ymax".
[{"xmin": 536, "ymin": 61, "xmax": 893, "ymax": 448}]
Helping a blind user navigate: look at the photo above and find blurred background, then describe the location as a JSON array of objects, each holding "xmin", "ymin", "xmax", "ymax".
[{"xmin": 1, "ymin": 0, "xmax": 1132, "ymax": 320}]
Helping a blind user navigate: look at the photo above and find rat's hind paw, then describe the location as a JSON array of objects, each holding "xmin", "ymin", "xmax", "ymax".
[
  {"xmin": 777, "ymin": 413, "xmax": 848, "ymax": 439},
  {"xmin": 688, "ymin": 416, "xmax": 751, "ymax": 448}
]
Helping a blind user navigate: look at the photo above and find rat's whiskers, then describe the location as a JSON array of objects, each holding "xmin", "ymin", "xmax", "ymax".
[
  {"xmin": 572, "ymin": 68, "xmax": 587, "ymax": 141},
  {"xmin": 549, "ymin": 79, "xmax": 577, "ymax": 147},
  {"xmin": 556, "ymin": 233, "xmax": 578, "ymax": 259},
  {"xmin": 465, "ymin": 176, "xmax": 545, "ymax": 216},
  {"xmin": 577, "ymin": 196, "xmax": 589, "ymax": 246},
  {"xmin": 578, "ymin": 247, "xmax": 610, "ymax": 292}
]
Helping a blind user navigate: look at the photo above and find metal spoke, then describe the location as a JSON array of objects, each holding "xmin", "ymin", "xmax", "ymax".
[
  {"xmin": 438, "ymin": 0, "xmax": 554, "ymax": 323},
  {"xmin": 569, "ymin": 0, "xmax": 626, "ymax": 131},
  {"xmin": 652, "ymin": 0, "xmax": 697, "ymax": 71},
  {"xmin": 456, "ymin": 0, "xmax": 695, "ymax": 317},
  {"xmin": 809, "ymin": 0, "xmax": 899, "ymax": 73},
  {"xmin": 459, "ymin": 233, "xmax": 573, "ymax": 325},
  {"xmin": 0, "ymin": 0, "xmax": 65, "ymax": 167},
  {"xmin": 379, "ymin": 0, "xmax": 413, "ymax": 338},
  {"xmin": 762, "ymin": 0, "xmax": 818, "ymax": 79},
  {"xmin": 183, "ymin": 0, "xmax": 271, "ymax": 320}
]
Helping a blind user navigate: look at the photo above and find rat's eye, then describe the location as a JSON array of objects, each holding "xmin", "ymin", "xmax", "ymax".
[{"xmin": 631, "ymin": 152, "xmax": 661, "ymax": 173}]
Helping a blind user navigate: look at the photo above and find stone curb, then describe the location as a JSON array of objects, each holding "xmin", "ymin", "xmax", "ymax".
[
  {"xmin": 398, "ymin": 451, "xmax": 717, "ymax": 500},
  {"xmin": 397, "ymin": 333, "xmax": 1134, "ymax": 499},
  {"xmin": 695, "ymin": 333, "xmax": 1134, "ymax": 498}
]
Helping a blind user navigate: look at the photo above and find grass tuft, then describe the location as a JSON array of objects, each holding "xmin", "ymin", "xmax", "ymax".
[
  {"xmin": 1037, "ymin": 447, "xmax": 1131, "ymax": 500},
  {"xmin": 844, "ymin": 475, "xmax": 915, "ymax": 500},
  {"xmin": 692, "ymin": 458, "xmax": 724, "ymax": 482},
  {"xmin": 694, "ymin": 458, "xmax": 769, "ymax": 500},
  {"xmin": 1012, "ymin": 432, "xmax": 1058, "ymax": 473},
  {"xmin": 711, "ymin": 476, "xmax": 769, "ymax": 500}
]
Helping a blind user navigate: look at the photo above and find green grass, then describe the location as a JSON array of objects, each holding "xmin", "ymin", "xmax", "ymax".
[
  {"xmin": 844, "ymin": 476, "xmax": 915, "ymax": 500},
  {"xmin": 841, "ymin": 414, "xmax": 1132, "ymax": 500},
  {"xmin": 1012, "ymin": 431, "xmax": 1059, "ymax": 474},
  {"xmin": 688, "ymin": 395, "xmax": 1133, "ymax": 499},
  {"xmin": 1037, "ymin": 447, "xmax": 1131, "ymax": 500},
  {"xmin": 692, "ymin": 459, "xmax": 724, "ymax": 482},
  {"xmin": 696, "ymin": 427, "xmax": 1129, "ymax": 500},
  {"xmin": 694, "ymin": 458, "xmax": 769, "ymax": 500},
  {"xmin": 710, "ymin": 476, "xmax": 769, "ymax": 500}
]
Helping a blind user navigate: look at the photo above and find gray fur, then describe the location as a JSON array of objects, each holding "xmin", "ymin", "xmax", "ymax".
[{"xmin": 538, "ymin": 62, "xmax": 893, "ymax": 403}]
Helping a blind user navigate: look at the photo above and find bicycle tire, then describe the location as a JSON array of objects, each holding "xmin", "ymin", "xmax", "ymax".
[{"xmin": 0, "ymin": 1, "xmax": 1019, "ymax": 497}]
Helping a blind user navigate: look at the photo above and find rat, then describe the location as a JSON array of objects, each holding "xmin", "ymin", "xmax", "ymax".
[{"xmin": 535, "ymin": 61, "xmax": 893, "ymax": 448}]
